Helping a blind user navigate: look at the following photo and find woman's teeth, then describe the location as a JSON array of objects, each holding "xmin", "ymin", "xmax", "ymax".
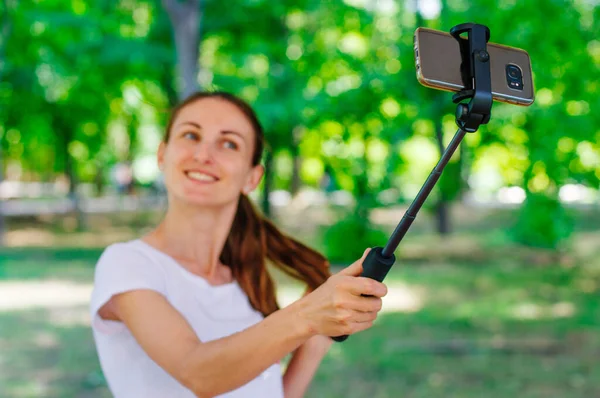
[{"xmin": 186, "ymin": 171, "xmax": 217, "ymax": 182}]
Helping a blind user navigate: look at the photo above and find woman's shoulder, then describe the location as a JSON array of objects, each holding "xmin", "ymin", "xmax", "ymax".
[
  {"xmin": 92, "ymin": 239, "xmax": 170, "ymax": 294},
  {"xmin": 100, "ymin": 239, "xmax": 144, "ymax": 259},
  {"xmin": 95, "ymin": 239, "xmax": 167, "ymax": 272},
  {"xmin": 101, "ymin": 238, "xmax": 159, "ymax": 257},
  {"xmin": 90, "ymin": 240, "xmax": 169, "ymax": 330}
]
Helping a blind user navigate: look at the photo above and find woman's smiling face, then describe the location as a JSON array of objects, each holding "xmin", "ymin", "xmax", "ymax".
[{"xmin": 158, "ymin": 97, "xmax": 263, "ymax": 208}]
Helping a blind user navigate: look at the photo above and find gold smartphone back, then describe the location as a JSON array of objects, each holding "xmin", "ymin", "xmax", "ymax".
[{"xmin": 414, "ymin": 27, "xmax": 535, "ymax": 106}]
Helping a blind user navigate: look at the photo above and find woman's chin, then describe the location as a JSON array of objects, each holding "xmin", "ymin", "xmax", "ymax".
[{"xmin": 175, "ymin": 193, "xmax": 237, "ymax": 208}]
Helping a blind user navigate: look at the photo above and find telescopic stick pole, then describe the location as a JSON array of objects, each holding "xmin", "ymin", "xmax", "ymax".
[{"xmin": 332, "ymin": 22, "xmax": 493, "ymax": 342}]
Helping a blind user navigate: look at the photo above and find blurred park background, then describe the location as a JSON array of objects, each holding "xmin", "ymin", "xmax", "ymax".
[{"xmin": 1, "ymin": 0, "xmax": 599, "ymax": 397}]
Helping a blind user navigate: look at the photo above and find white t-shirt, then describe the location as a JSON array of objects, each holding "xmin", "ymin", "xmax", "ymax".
[{"xmin": 89, "ymin": 239, "xmax": 284, "ymax": 398}]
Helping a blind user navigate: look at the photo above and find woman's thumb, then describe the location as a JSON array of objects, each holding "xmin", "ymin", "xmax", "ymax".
[{"xmin": 338, "ymin": 248, "xmax": 371, "ymax": 276}]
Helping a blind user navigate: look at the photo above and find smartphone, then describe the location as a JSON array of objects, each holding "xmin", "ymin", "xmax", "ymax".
[{"xmin": 414, "ymin": 27, "xmax": 535, "ymax": 106}]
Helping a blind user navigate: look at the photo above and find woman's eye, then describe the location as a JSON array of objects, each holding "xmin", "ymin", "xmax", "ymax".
[
  {"xmin": 183, "ymin": 132, "xmax": 199, "ymax": 140},
  {"xmin": 223, "ymin": 140, "xmax": 239, "ymax": 150}
]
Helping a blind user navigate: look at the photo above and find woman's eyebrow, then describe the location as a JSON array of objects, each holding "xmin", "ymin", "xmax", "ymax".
[
  {"xmin": 175, "ymin": 121, "xmax": 201, "ymax": 130},
  {"xmin": 221, "ymin": 130, "xmax": 245, "ymax": 141},
  {"xmin": 176, "ymin": 121, "xmax": 246, "ymax": 142}
]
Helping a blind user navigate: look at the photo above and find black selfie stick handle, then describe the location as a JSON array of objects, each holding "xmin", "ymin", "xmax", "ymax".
[
  {"xmin": 331, "ymin": 247, "xmax": 395, "ymax": 342},
  {"xmin": 332, "ymin": 23, "xmax": 493, "ymax": 343}
]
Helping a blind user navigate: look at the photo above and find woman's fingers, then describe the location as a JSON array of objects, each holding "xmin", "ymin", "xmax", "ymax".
[
  {"xmin": 357, "ymin": 277, "xmax": 388, "ymax": 297},
  {"xmin": 340, "ymin": 295, "xmax": 382, "ymax": 313},
  {"xmin": 332, "ymin": 309, "xmax": 378, "ymax": 336},
  {"xmin": 349, "ymin": 310, "xmax": 379, "ymax": 323},
  {"xmin": 340, "ymin": 275, "xmax": 387, "ymax": 298},
  {"xmin": 337, "ymin": 248, "xmax": 371, "ymax": 277},
  {"xmin": 349, "ymin": 320, "xmax": 376, "ymax": 334}
]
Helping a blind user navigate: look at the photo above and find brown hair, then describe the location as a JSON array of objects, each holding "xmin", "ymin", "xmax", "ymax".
[{"xmin": 164, "ymin": 91, "xmax": 331, "ymax": 316}]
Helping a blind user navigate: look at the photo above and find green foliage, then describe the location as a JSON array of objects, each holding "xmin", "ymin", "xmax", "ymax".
[
  {"xmin": 437, "ymin": 158, "xmax": 464, "ymax": 202},
  {"xmin": 511, "ymin": 193, "xmax": 574, "ymax": 249},
  {"xmin": 322, "ymin": 215, "xmax": 389, "ymax": 264},
  {"xmin": 1, "ymin": 0, "xmax": 598, "ymax": 247}
]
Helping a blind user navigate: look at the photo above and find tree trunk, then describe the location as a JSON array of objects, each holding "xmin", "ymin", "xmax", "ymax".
[
  {"xmin": 162, "ymin": 0, "xmax": 202, "ymax": 100},
  {"xmin": 261, "ymin": 149, "xmax": 273, "ymax": 218},
  {"xmin": 67, "ymin": 151, "xmax": 86, "ymax": 230},
  {"xmin": 94, "ymin": 166, "xmax": 105, "ymax": 197},
  {"xmin": 290, "ymin": 150, "xmax": 301, "ymax": 196},
  {"xmin": 55, "ymin": 110, "xmax": 86, "ymax": 230},
  {"xmin": 0, "ymin": 148, "xmax": 5, "ymax": 246},
  {"xmin": 0, "ymin": 0, "xmax": 13, "ymax": 246},
  {"xmin": 290, "ymin": 128, "xmax": 302, "ymax": 196}
]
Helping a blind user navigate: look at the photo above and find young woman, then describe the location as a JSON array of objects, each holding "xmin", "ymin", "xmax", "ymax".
[{"xmin": 90, "ymin": 91, "xmax": 388, "ymax": 398}]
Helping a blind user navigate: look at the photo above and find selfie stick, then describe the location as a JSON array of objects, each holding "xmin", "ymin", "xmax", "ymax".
[{"xmin": 332, "ymin": 23, "xmax": 493, "ymax": 342}]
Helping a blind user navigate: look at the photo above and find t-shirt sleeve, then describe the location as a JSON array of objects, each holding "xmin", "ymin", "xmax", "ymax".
[{"xmin": 90, "ymin": 242, "xmax": 167, "ymax": 335}]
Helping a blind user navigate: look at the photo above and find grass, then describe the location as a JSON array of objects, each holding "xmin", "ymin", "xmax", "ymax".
[{"xmin": 1, "ymin": 204, "xmax": 600, "ymax": 397}]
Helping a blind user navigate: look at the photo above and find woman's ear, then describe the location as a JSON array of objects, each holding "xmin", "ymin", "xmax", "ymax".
[
  {"xmin": 157, "ymin": 141, "xmax": 166, "ymax": 171},
  {"xmin": 243, "ymin": 165, "xmax": 264, "ymax": 194}
]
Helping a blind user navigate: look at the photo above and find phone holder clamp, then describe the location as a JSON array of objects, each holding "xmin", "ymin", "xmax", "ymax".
[{"xmin": 450, "ymin": 23, "xmax": 493, "ymax": 133}]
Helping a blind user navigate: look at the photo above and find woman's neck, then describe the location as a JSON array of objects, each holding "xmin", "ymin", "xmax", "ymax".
[{"xmin": 144, "ymin": 200, "xmax": 238, "ymax": 282}]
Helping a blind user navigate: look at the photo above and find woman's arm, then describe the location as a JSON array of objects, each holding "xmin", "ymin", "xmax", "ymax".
[
  {"xmin": 282, "ymin": 334, "xmax": 332, "ymax": 398},
  {"xmin": 109, "ymin": 289, "xmax": 311, "ymax": 397},
  {"xmin": 104, "ymin": 251, "xmax": 385, "ymax": 397},
  {"xmin": 281, "ymin": 287, "xmax": 332, "ymax": 398}
]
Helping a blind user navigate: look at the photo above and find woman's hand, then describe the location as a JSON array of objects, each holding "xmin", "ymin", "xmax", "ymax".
[{"xmin": 293, "ymin": 248, "xmax": 387, "ymax": 338}]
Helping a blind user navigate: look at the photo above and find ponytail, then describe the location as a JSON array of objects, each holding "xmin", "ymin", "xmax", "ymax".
[{"xmin": 221, "ymin": 195, "xmax": 331, "ymax": 317}]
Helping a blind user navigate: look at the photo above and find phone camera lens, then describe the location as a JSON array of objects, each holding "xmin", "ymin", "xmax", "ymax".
[
  {"xmin": 505, "ymin": 64, "xmax": 523, "ymax": 91},
  {"xmin": 507, "ymin": 65, "xmax": 520, "ymax": 79}
]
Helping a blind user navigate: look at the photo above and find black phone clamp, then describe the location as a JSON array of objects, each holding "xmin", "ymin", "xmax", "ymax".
[
  {"xmin": 450, "ymin": 23, "xmax": 493, "ymax": 132},
  {"xmin": 331, "ymin": 23, "xmax": 494, "ymax": 342}
]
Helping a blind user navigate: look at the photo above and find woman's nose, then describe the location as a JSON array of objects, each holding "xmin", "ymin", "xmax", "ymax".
[{"xmin": 193, "ymin": 141, "xmax": 215, "ymax": 163}]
